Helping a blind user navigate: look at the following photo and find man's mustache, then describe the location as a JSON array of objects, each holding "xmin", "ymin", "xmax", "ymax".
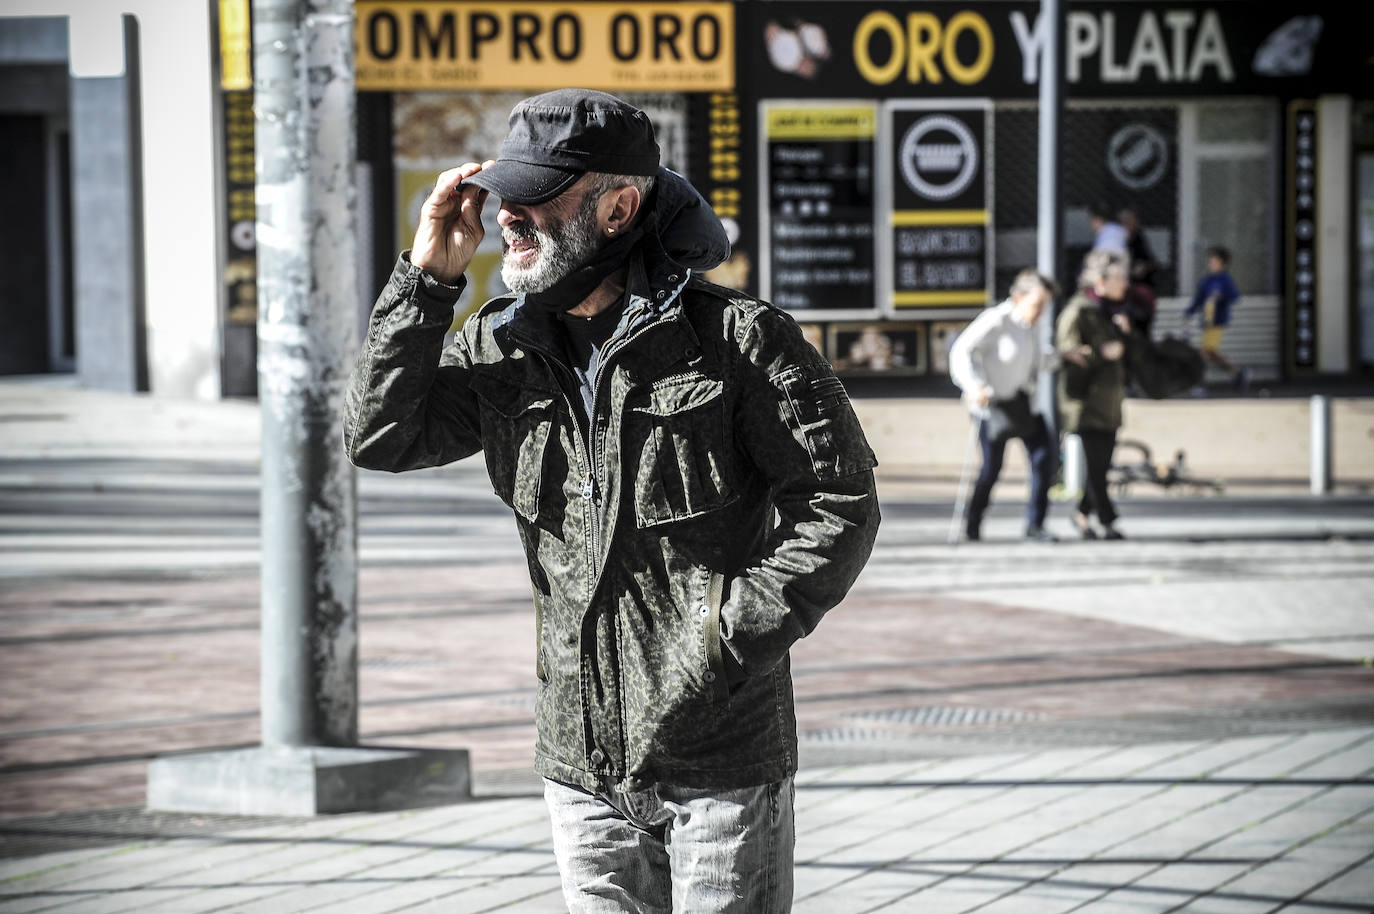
[{"xmin": 502, "ymin": 224, "xmax": 541, "ymax": 252}]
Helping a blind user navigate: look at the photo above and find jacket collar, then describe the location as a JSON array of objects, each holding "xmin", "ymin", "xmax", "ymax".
[
  {"xmin": 483, "ymin": 166, "xmax": 726, "ymax": 369},
  {"xmin": 491, "ymin": 243, "xmax": 695, "ymax": 363}
]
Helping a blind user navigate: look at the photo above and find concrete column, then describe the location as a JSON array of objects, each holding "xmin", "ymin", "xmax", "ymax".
[
  {"xmin": 70, "ymin": 15, "xmax": 146, "ymax": 392},
  {"xmin": 147, "ymin": 0, "xmax": 470, "ymax": 816},
  {"xmin": 254, "ymin": 0, "xmax": 360, "ymax": 750}
]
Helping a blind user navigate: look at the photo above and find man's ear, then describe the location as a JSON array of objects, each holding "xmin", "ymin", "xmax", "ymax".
[{"xmin": 604, "ymin": 184, "xmax": 642, "ymax": 234}]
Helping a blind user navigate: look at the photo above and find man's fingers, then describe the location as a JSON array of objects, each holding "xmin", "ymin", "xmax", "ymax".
[
  {"xmin": 457, "ymin": 184, "xmax": 489, "ymax": 220},
  {"xmin": 430, "ymin": 161, "xmax": 487, "ymax": 203}
]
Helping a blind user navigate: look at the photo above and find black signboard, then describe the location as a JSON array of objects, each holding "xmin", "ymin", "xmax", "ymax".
[
  {"xmin": 762, "ymin": 104, "xmax": 877, "ymax": 314},
  {"xmin": 219, "ymin": 1, "xmax": 258, "ymax": 398},
  {"xmin": 1287, "ymin": 101, "xmax": 1319, "ymax": 372},
  {"xmin": 688, "ymin": 91, "xmax": 759, "ymax": 297},
  {"xmin": 743, "ymin": 2, "xmax": 1366, "ymax": 100},
  {"xmin": 888, "ymin": 102, "xmax": 991, "ymax": 309}
]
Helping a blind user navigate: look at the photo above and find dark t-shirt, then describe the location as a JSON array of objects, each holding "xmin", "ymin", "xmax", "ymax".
[{"xmin": 556, "ymin": 295, "xmax": 628, "ymax": 425}]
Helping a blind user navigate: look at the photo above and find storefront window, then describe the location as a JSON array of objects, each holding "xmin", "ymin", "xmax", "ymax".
[{"xmin": 1190, "ymin": 100, "xmax": 1278, "ymax": 295}]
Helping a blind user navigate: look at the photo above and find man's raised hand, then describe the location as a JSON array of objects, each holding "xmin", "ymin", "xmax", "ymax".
[{"xmin": 410, "ymin": 160, "xmax": 493, "ymax": 285}]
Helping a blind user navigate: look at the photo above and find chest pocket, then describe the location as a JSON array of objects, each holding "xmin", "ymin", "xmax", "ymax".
[
  {"xmin": 471, "ymin": 372, "xmax": 556, "ymax": 521},
  {"xmin": 627, "ymin": 374, "xmax": 738, "ymax": 528}
]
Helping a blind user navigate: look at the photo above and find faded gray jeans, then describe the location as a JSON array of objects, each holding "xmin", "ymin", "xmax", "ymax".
[{"xmin": 543, "ymin": 776, "xmax": 795, "ymax": 913}]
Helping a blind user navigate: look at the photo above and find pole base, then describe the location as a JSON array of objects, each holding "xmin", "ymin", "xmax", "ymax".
[{"xmin": 147, "ymin": 745, "xmax": 471, "ymax": 816}]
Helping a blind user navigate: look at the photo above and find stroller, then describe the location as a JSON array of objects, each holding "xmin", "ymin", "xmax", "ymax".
[{"xmin": 1123, "ymin": 332, "xmax": 1205, "ymax": 400}]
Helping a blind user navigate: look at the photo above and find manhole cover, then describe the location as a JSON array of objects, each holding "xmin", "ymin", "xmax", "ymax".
[{"xmin": 360, "ymin": 657, "xmax": 442, "ymax": 670}]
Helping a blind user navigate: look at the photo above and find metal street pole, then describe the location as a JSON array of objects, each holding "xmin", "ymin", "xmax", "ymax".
[
  {"xmin": 254, "ymin": 0, "xmax": 359, "ymax": 748},
  {"xmin": 1036, "ymin": 0, "xmax": 1076, "ymax": 485}
]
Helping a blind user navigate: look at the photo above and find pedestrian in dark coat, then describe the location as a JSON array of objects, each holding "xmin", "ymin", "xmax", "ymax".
[
  {"xmin": 1057, "ymin": 250, "xmax": 1131, "ymax": 540},
  {"xmin": 345, "ymin": 89, "xmax": 880, "ymax": 913}
]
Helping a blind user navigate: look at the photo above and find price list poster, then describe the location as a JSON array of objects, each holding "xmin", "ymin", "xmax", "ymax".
[
  {"xmin": 885, "ymin": 99, "xmax": 994, "ymax": 313},
  {"xmin": 760, "ymin": 102, "xmax": 879, "ymax": 319}
]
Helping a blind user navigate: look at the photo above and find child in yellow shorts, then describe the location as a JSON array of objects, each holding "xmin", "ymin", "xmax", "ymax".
[{"xmin": 1186, "ymin": 246, "xmax": 1249, "ymax": 391}]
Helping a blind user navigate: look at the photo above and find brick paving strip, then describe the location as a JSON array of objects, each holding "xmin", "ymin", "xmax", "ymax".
[
  {"xmin": 5, "ymin": 562, "xmax": 1374, "ymax": 820},
  {"xmin": 0, "ymin": 728, "xmax": 1369, "ymax": 913}
]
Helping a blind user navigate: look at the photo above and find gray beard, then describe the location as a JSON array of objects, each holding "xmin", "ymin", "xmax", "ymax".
[{"xmin": 501, "ymin": 195, "xmax": 602, "ymax": 293}]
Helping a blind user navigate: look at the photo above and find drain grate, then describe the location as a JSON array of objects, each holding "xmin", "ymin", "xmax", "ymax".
[
  {"xmin": 802, "ymin": 706, "xmax": 1044, "ymax": 745},
  {"xmin": 486, "ymin": 693, "xmax": 538, "ymax": 709},
  {"xmin": 360, "ymin": 657, "xmax": 442, "ymax": 670},
  {"xmin": 844, "ymin": 706, "xmax": 1044, "ymax": 727},
  {"xmin": 802, "ymin": 728, "xmax": 892, "ymax": 745}
]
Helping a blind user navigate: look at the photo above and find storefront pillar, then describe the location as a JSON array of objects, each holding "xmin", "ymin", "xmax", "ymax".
[{"xmin": 1317, "ymin": 94, "xmax": 1352, "ymax": 374}]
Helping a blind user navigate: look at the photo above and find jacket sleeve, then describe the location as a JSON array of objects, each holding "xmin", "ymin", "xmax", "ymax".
[
  {"xmin": 1220, "ymin": 273, "xmax": 1240, "ymax": 308},
  {"xmin": 343, "ymin": 254, "xmax": 485, "ymax": 471},
  {"xmin": 721, "ymin": 307, "xmax": 881, "ymax": 678},
  {"xmin": 948, "ymin": 309, "xmax": 994, "ymax": 393},
  {"xmin": 1056, "ymin": 301, "xmax": 1106, "ymax": 372}
]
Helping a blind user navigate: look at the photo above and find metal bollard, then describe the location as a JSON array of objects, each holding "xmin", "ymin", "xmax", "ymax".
[
  {"xmin": 1310, "ymin": 395, "xmax": 1332, "ymax": 495},
  {"xmin": 1062, "ymin": 433, "xmax": 1086, "ymax": 499}
]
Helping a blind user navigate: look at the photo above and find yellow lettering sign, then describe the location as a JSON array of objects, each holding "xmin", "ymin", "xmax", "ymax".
[
  {"xmin": 766, "ymin": 106, "xmax": 877, "ymax": 141},
  {"xmin": 355, "ymin": 2, "xmax": 734, "ymax": 91},
  {"xmin": 218, "ymin": 0, "xmax": 252, "ymax": 90},
  {"xmin": 854, "ymin": 8, "xmax": 994, "ymax": 86}
]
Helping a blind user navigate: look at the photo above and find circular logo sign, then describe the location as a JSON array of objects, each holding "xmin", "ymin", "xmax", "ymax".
[
  {"xmin": 899, "ymin": 115, "xmax": 979, "ymax": 203},
  {"xmin": 1107, "ymin": 124, "xmax": 1169, "ymax": 191}
]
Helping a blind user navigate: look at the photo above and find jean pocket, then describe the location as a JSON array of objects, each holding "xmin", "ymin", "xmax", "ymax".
[{"xmin": 628, "ymin": 374, "xmax": 738, "ymax": 528}]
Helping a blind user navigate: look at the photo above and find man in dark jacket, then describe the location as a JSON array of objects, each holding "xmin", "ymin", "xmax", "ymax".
[{"xmin": 344, "ymin": 90, "xmax": 880, "ymax": 913}]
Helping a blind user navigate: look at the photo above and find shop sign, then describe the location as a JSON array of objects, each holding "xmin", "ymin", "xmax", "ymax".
[
  {"xmin": 218, "ymin": 0, "xmax": 251, "ymax": 90},
  {"xmin": 696, "ymin": 91, "xmax": 757, "ymax": 294},
  {"xmin": 1287, "ymin": 101, "xmax": 1318, "ymax": 372},
  {"xmin": 1106, "ymin": 123, "xmax": 1169, "ymax": 192},
  {"xmin": 887, "ymin": 100, "xmax": 991, "ymax": 309},
  {"xmin": 355, "ymin": 2, "xmax": 734, "ymax": 91},
  {"xmin": 218, "ymin": 0, "xmax": 258, "ymax": 396},
  {"xmin": 748, "ymin": 2, "xmax": 1359, "ymax": 99},
  {"xmin": 760, "ymin": 103, "xmax": 878, "ymax": 317}
]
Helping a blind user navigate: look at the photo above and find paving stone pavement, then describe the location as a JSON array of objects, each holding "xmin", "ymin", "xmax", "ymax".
[
  {"xmin": 3, "ymin": 382, "xmax": 1374, "ymax": 911},
  {"xmin": 1, "ymin": 728, "xmax": 1370, "ymax": 913}
]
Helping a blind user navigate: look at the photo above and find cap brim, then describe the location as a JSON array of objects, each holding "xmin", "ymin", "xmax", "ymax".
[{"xmin": 463, "ymin": 160, "xmax": 581, "ymax": 205}]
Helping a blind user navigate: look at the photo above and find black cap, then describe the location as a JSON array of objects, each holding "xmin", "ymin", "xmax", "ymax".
[{"xmin": 464, "ymin": 89, "xmax": 661, "ymax": 205}]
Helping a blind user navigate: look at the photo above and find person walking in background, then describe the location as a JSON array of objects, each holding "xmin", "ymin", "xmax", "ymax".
[
  {"xmin": 949, "ymin": 269, "xmax": 1060, "ymax": 543},
  {"xmin": 345, "ymin": 89, "xmax": 880, "ymax": 913},
  {"xmin": 1120, "ymin": 208, "xmax": 1158, "ymax": 336},
  {"xmin": 1089, "ymin": 202, "xmax": 1129, "ymax": 254},
  {"xmin": 1186, "ymin": 245, "xmax": 1250, "ymax": 391},
  {"xmin": 1057, "ymin": 250, "xmax": 1131, "ymax": 540}
]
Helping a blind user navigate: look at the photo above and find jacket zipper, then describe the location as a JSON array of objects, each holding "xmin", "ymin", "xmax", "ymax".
[
  {"xmin": 516, "ymin": 311, "xmax": 671, "ymax": 580},
  {"xmin": 509, "ymin": 334, "xmax": 599, "ymax": 597},
  {"xmin": 509, "ymin": 297, "xmax": 681, "ymax": 778}
]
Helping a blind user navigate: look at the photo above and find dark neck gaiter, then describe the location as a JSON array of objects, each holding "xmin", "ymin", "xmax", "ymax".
[{"xmin": 525, "ymin": 225, "xmax": 645, "ymax": 314}]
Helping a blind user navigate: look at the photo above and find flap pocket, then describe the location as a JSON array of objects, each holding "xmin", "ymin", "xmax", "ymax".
[
  {"xmin": 470, "ymin": 372, "xmax": 557, "ymax": 520},
  {"xmin": 630, "ymin": 375, "xmax": 724, "ymax": 416},
  {"xmin": 627, "ymin": 375, "xmax": 737, "ymax": 528},
  {"xmin": 471, "ymin": 372, "xmax": 557, "ymax": 418}
]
